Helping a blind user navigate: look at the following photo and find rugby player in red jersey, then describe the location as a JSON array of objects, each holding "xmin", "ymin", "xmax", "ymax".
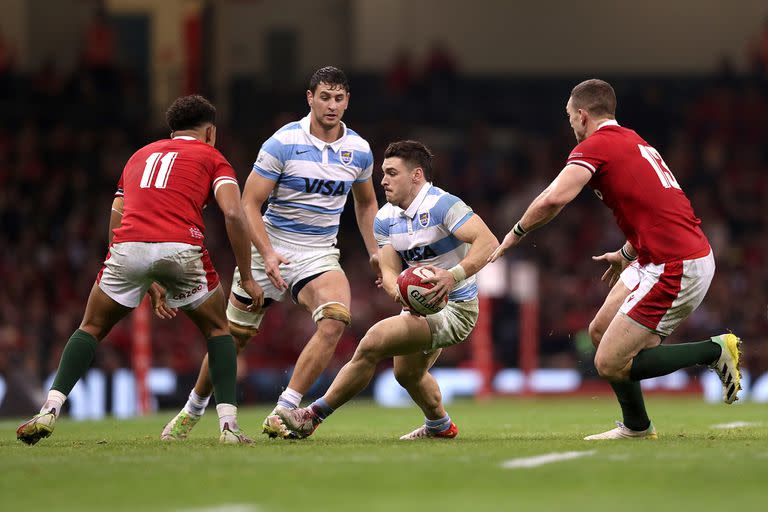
[
  {"xmin": 490, "ymin": 79, "xmax": 741, "ymax": 440},
  {"xmin": 17, "ymin": 95, "xmax": 262, "ymax": 445}
]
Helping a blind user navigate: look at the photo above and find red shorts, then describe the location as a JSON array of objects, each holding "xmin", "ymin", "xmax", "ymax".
[{"xmin": 619, "ymin": 249, "xmax": 714, "ymax": 336}]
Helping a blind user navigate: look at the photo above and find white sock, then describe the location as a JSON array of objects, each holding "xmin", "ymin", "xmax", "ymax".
[
  {"xmin": 277, "ymin": 387, "xmax": 303, "ymax": 409},
  {"xmin": 41, "ymin": 390, "xmax": 66, "ymax": 418},
  {"xmin": 183, "ymin": 390, "xmax": 210, "ymax": 417},
  {"xmin": 216, "ymin": 403, "xmax": 238, "ymax": 432}
]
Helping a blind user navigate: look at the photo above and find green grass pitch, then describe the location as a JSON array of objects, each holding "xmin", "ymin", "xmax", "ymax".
[{"xmin": 1, "ymin": 397, "xmax": 766, "ymax": 512}]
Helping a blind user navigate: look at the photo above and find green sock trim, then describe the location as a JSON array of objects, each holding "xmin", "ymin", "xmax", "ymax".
[
  {"xmin": 610, "ymin": 380, "xmax": 650, "ymax": 431},
  {"xmin": 207, "ymin": 335, "xmax": 238, "ymax": 406},
  {"xmin": 51, "ymin": 329, "xmax": 99, "ymax": 395},
  {"xmin": 630, "ymin": 340, "xmax": 721, "ymax": 381}
]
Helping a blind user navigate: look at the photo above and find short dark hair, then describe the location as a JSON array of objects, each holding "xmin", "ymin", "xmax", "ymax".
[
  {"xmin": 570, "ymin": 79, "xmax": 616, "ymax": 117},
  {"xmin": 384, "ymin": 140, "xmax": 434, "ymax": 180},
  {"xmin": 308, "ymin": 66, "xmax": 350, "ymax": 93},
  {"xmin": 166, "ymin": 94, "xmax": 216, "ymax": 132}
]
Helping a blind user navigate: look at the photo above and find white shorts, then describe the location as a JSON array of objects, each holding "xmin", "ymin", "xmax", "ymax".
[
  {"xmin": 228, "ymin": 238, "xmax": 343, "ymax": 329},
  {"xmin": 97, "ymin": 242, "xmax": 219, "ymax": 310},
  {"xmin": 401, "ymin": 298, "xmax": 480, "ymax": 351},
  {"xmin": 619, "ymin": 249, "xmax": 715, "ymax": 336}
]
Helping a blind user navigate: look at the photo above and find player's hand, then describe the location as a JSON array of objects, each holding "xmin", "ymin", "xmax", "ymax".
[
  {"xmin": 592, "ymin": 250, "xmax": 631, "ymax": 288},
  {"xmin": 148, "ymin": 282, "xmax": 177, "ymax": 319},
  {"xmin": 369, "ymin": 252, "xmax": 382, "ymax": 286},
  {"xmin": 421, "ymin": 265, "xmax": 453, "ymax": 306},
  {"xmin": 263, "ymin": 250, "xmax": 289, "ymax": 291},
  {"xmin": 385, "ymin": 281, "xmax": 412, "ymax": 312},
  {"xmin": 488, "ymin": 231, "xmax": 521, "ymax": 262},
  {"xmin": 239, "ymin": 277, "xmax": 265, "ymax": 310}
]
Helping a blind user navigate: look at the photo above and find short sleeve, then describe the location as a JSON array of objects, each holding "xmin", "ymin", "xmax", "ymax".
[
  {"xmin": 355, "ymin": 150, "xmax": 374, "ymax": 182},
  {"xmin": 210, "ymin": 150, "xmax": 239, "ymax": 194},
  {"xmin": 252, "ymin": 135, "xmax": 286, "ymax": 181},
  {"xmin": 432, "ymin": 194, "xmax": 474, "ymax": 233},
  {"xmin": 373, "ymin": 211, "xmax": 391, "ymax": 247},
  {"xmin": 566, "ymin": 136, "xmax": 607, "ymax": 175},
  {"xmin": 115, "ymin": 172, "xmax": 124, "ymax": 197}
]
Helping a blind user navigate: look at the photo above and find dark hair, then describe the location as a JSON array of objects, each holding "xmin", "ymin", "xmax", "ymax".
[
  {"xmin": 570, "ymin": 79, "xmax": 616, "ymax": 117},
  {"xmin": 308, "ymin": 66, "xmax": 350, "ymax": 93},
  {"xmin": 384, "ymin": 140, "xmax": 434, "ymax": 180},
  {"xmin": 166, "ymin": 94, "xmax": 216, "ymax": 132}
]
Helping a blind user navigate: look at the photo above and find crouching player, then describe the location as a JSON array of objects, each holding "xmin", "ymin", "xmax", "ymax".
[{"xmin": 270, "ymin": 140, "xmax": 498, "ymax": 439}]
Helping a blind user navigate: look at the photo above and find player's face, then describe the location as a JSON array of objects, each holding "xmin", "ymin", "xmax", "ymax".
[
  {"xmin": 307, "ymin": 83, "xmax": 349, "ymax": 130},
  {"xmin": 566, "ymin": 97, "xmax": 587, "ymax": 143},
  {"xmin": 381, "ymin": 157, "xmax": 417, "ymax": 207}
]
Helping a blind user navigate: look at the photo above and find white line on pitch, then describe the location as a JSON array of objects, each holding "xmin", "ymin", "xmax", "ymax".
[
  {"xmin": 500, "ymin": 450, "xmax": 597, "ymax": 469},
  {"xmin": 710, "ymin": 421, "xmax": 761, "ymax": 429}
]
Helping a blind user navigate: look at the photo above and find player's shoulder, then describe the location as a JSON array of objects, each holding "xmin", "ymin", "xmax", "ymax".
[
  {"xmin": 269, "ymin": 120, "xmax": 303, "ymax": 143},
  {"xmin": 376, "ymin": 201, "xmax": 397, "ymax": 220},
  {"xmin": 344, "ymin": 126, "xmax": 372, "ymax": 151},
  {"xmin": 426, "ymin": 185, "xmax": 463, "ymax": 209}
]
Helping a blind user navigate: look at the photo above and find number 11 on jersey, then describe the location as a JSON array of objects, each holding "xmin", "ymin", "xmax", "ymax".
[
  {"xmin": 638, "ymin": 145, "xmax": 681, "ymax": 190},
  {"xmin": 140, "ymin": 152, "xmax": 178, "ymax": 189}
]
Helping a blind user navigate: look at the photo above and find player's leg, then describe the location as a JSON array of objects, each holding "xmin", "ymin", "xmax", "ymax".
[
  {"xmin": 273, "ymin": 314, "xmax": 433, "ymax": 438},
  {"xmin": 586, "ymin": 277, "xmax": 653, "ymax": 437},
  {"xmin": 601, "ymin": 253, "xmax": 738, "ymax": 401},
  {"xmin": 17, "ymin": 283, "xmax": 131, "ymax": 445},
  {"xmin": 183, "ymin": 284, "xmax": 252, "ymax": 444},
  {"xmin": 161, "ymin": 292, "xmax": 264, "ymax": 440},
  {"xmin": 393, "ymin": 350, "xmax": 459, "ymax": 440}
]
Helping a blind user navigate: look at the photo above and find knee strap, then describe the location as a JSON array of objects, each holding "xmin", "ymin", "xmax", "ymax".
[{"xmin": 311, "ymin": 301, "xmax": 351, "ymax": 326}]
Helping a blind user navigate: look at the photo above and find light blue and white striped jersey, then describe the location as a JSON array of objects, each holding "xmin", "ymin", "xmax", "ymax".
[
  {"xmin": 253, "ymin": 115, "xmax": 374, "ymax": 247},
  {"xmin": 374, "ymin": 183, "xmax": 477, "ymax": 301}
]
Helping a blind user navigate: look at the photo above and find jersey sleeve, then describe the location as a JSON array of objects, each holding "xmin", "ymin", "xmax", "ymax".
[
  {"xmin": 210, "ymin": 151, "xmax": 239, "ymax": 194},
  {"xmin": 252, "ymin": 135, "xmax": 287, "ymax": 181},
  {"xmin": 355, "ymin": 150, "xmax": 374, "ymax": 182},
  {"xmin": 566, "ymin": 136, "xmax": 607, "ymax": 175},
  {"xmin": 115, "ymin": 172, "xmax": 125, "ymax": 197},
  {"xmin": 373, "ymin": 209, "xmax": 391, "ymax": 247},
  {"xmin": 433, "ymin": 194, "xmax": 473, "ymax": 233}
]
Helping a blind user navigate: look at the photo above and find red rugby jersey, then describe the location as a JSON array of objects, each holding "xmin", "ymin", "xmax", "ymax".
[
  {"xmin": 567, "ymin": 121, "xmax": 709, "ymax": 265},
  {"xmin": 111, "ymin": 136, "xmax": 238, "ymax": 246}
]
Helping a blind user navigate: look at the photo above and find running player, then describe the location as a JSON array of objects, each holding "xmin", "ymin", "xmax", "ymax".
[
  {"xmin": 489, "ymin": 79, "xmax": 741, "ymax": 439},
  {"xmin": 161, "ymin": 66, "xmax": 380, "ymax": 440},
  {"xmin": 271, "ymin": 140, "xmax": 498, "ymax": 440},
  {"xmin": 17, "ymin": 95, "xmax": 260, "ymax": 445}
]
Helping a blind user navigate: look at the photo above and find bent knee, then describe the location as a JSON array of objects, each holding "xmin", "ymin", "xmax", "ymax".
[
  {"xmin": 316, "ymin": 316, "xmax": 347, "ymax": 341},
  {"xmin": 394, "ymin": 367, "xmax": 424, "ymax": 388},
  {"xmin": 588, "ymin": 320, "xmax": 604, "ymax": 348},
  {"xmin": 594, "ymin": 355, "xmax": 624, "ymax": 381}
]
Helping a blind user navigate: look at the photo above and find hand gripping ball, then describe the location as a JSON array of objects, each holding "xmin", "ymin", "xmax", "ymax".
[{"xmin": 396, "ymin": 266, "xmax": 448, "ymax": 316}]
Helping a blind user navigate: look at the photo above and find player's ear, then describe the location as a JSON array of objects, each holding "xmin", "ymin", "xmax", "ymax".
[{"xmin": 306, "ymin": 89, "xmax": 313, "ymax": 107}]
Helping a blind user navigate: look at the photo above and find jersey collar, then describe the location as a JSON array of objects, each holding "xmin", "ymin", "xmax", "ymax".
[
  {"xmin": 597, "ymin": 119, "xmax": 620, "ymax": 131},
  {"xmin": 299, "ymin": 114, "xmax": 348, "ymax": 152},
  {"xmin": 172, "ymin": 135, "xmax": 197, "ymax": 140},
  {"xmin": 401, "ymin": 182, "xmax": 433, "ymax": 219}
]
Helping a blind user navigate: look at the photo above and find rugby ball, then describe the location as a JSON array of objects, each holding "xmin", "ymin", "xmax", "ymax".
[{"xmin": 397, "ymin": 266, "xmax": 448, "ymax": 316}]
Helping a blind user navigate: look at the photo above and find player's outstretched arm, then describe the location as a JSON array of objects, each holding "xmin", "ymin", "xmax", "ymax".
[
  {"xmin": 489, "ymin": 164, "xmax": 592, "ymax": 262},
  {"xmin": 242, "ymin": 171, "xmax": 289, "ymax": 290},
  {"xmin": 215, "ymin": 182, "xmax": 264, "ymax": 308},
  {"xmin": 352, "ymin": 179, "xmax": 381, "ymax": 272},
  {"xmin": 423, "ymin": 214, "xmax": 498, "ymax": 301}
]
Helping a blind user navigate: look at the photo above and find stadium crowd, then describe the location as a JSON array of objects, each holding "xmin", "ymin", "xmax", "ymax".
[{"xmin": 1, "ymin": 41, "xmax": 766, "ymax": 407}]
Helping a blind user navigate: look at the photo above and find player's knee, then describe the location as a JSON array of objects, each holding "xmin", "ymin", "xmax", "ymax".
[
  {"xmin": 315, "ymin": 317, "xmax": 346, "ymax": 343},
  {"xmin": 394, "ymin": 366, "xmax": 423, "ymax": 389},
  {"xmin": 312, "ymin": 302, "xmax": 351, "ymax": 329},
  {"xmin": 78, "ymin": 323, "xmax": 108, "ymax": 342},
  {"xmin": 588, "ymin": 320, "xmax": 604, "ymax": 348},
  {"xmin": 355, "ymin": 330, "xmax": 386, "ymax": 364},
  {"xmin": 594, "ymin": 354, "xmax": 621, "ymax": 381},
  {"xmin": 228, "ymin": 321, "xmax": 257, "ymax": 349}
]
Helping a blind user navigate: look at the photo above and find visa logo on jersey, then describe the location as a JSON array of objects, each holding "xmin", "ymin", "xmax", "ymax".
[
  {"xmin": 303, "ymin": 178, "xmax": 347, "ymax": 196},
  {"xmin": 401, "ymin": 246, "xmax": 437, "ymax": 262}
]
